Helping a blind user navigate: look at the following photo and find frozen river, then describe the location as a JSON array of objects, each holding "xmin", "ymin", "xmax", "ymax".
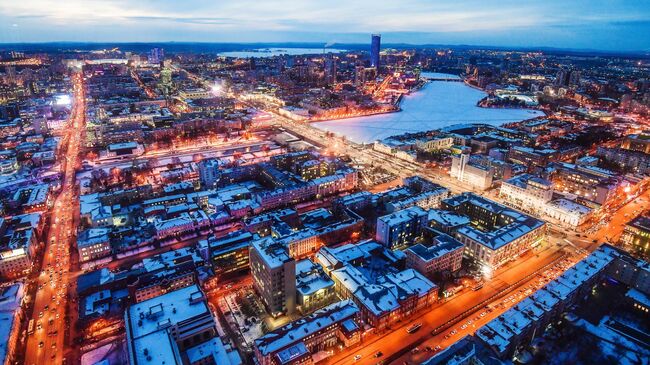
[{"xmin": 313, "ymin": 72, "xmax": 544, "ymax": 143}]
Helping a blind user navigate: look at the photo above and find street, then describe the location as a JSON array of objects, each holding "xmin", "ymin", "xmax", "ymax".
[
  {"xmin": 323, "ymin": 243, "xmax": 577, "ymax": 365},
  {"xmin": 24, "ymin": 74, "xmax": 85, "ymax": 365}
]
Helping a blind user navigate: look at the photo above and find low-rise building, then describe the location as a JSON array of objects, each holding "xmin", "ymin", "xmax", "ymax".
[
  {"xmin": 596, "ymin": 146, "xmax": 650, "ymax": 174},
  {"xmin": 621, "ymin": 133, "xmax": 650, "ymax": 154},
  {"xmin": 427, "ymin": 209, "xmax": 471, "ymax": 235},
  {"xmin": 11, "ymin": 183, "xmax": 52, "ymax": 212},
  {"xmin": 77, "ymin": 227, "xmax": 112, "ymax": 262},
  {"xmin": 0, "ymin": 283, "xmax": 25, "ymax": 365},
  {"xmin": 474, "ymin": 244, "xmax": 643, "ymax": 359},
  {"xmin": 620, "ymin": 215, "xmax": 650, "ymax": 260},
  {"xmin": 507, "ymin": 146, "xmax": 557, "ymax": 168},
  {"xmin": 154, "ymin": 210, "xmax": 211, "ymax": 240},
  {"xmin": 0, "ymin": 213, "xmax": 42, "ymax": 278},
  {"xmin": 499, "ymin": 174, "xmax": 553, "ymax": 214},
  {"xmin": 405, "ymin": 230, "xmax": 465, "ymax": 275},
  {"xmin": 386, "ymin": 186, "xmax": 450, "ymax": 212},
  {"xmin": 295, "ymin": 259, "xmax": 336, "ymax": 314},
  {"xmin": 124, "ymin": 285, "xmax": 240, "ymax": 365},
  {"xmin": 254, "ymin": 300, "xmax": 361, "ymax": 365},
  {"xmin": 316, "ymin": 240, "xmax": 437, "ymax": 330},
  {"xmin": 132, "ymin": 247, "xmax": 204, "ymax": 303},
  {"xmin": 422, "ymin": 335, "xmax": 504, "ymax": 365},
  {"xmin": 549, "ymin": 162, "xmax": 620, "ymax": 205},
  {"xmin": 543, "ymin": 198, "xmax": 592, "ymax": 228}
]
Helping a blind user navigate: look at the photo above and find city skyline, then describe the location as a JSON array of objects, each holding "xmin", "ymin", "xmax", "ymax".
[
  {"xmin": 1, "ymin": 0, "xmax": 650, "ymax": 52},
  {"xmin": 1, "ymin": 2, "xmax": 650, "ymax": 364}
]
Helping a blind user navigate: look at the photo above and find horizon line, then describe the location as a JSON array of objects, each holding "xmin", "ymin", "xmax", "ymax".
[{"xmin": 1, "ymin": 40, "xmax": 649, "ymax": 56}]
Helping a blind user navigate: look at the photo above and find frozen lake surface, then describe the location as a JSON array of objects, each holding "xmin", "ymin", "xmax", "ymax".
[{"xmin": 314, "ymin": 72, "xmax": 544, "ymax": 143}]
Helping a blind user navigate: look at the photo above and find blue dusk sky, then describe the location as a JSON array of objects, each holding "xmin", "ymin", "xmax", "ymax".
[{"xmin": 1, "ymin": 0, "xmax": 649, "ymax": 51}]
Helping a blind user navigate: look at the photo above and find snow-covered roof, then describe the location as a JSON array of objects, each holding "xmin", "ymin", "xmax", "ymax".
[{"xmin": 255, "ymin": 300, "xmax": 359, "ymax": 356}]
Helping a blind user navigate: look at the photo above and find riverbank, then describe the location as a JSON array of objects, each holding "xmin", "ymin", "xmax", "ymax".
[
  {"xmin": 308, "ymin": 77, "xmax": 425, "ymax": 123},
  {"xmin": 308, "ymin": 106, "xmax": 400, "ymax": 123}
]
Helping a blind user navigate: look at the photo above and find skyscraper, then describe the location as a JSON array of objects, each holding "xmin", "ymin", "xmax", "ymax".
[
  {"xmin": 370, "ymin": 34, "xmax": 381, "ymax": 69},
  {"xmin": 148, "ymin": 47, "xmax": 165, "ymax": 65},
  {"xmin": 554, "ymin": 69, "xmax": 568, "ymax": 87},
  {"xmin": 324, "ymin": 54, "xmax": 337, "ymax": 84}
]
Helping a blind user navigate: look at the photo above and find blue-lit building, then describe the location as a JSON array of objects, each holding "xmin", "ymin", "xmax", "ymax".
[{"xmin": 370, "ymin": 34, "xmax": 381, "ymax": 69}]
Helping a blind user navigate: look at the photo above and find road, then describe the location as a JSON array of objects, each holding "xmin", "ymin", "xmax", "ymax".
[
  {"xmin": 392, "ymin": 252, "xmax": 577, "ymax": 365},
  {"xmin": 321, "ymin": 243, "xmax": 576, "ymax": 365},
  {"xmin": 586, "ymin": 188, "xmax": 650, "ymax": 250},
  {"xmin": 24, "ymin": 73, "xmax": 85, "ymax": 365}
]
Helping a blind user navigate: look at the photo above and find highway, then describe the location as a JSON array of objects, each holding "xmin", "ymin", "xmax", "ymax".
[{"xmin": 24, "ymin": 73, "xmax": 85, "ymax": 365}]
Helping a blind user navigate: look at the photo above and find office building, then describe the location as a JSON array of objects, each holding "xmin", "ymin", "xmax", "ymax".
[
  {"xmin": 443, "ymin": 193, "xmax": 546, "ymax": 272},
  {"xmin": 370, "ymin": 34, "xmax": 381, "ymax": 69},
  {"xmin": 250, "ymin": 237, "xmax": 297, "ymax": 316},
  {"xmin": 450, "ymin": 153, "xmax": 495, "ymax": 191},
  {"xmin": 148, "ymin": 48, "xmax": 165, "ymax": 64},
  {"xmin": 198, "ymin": 230, "xmax": 254, "ymax": 278},
  {"xmin": 198, "ymin": 158, "xmax": 222, "ymax": 189},
  {"xmin": 375, "ymin": 206, "xmax": 428, "ymax": 250},
  {"xmin": 499, "ymin": 174, "xmax": 553, "ymax": 214}
]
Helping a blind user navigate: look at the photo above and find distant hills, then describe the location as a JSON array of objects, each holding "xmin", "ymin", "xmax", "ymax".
[{"xmin": 0, "ymin": 41, "xmax": 648, "ymax": 58}]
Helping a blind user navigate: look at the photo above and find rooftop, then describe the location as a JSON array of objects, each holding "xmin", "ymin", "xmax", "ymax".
[
  {"xmin": 255, "ymin": 299, "xmax": 359, "ymax": 356},
  {"xmin": 406, "ymin": 233, "xmax": 464, "ymax": 262}
]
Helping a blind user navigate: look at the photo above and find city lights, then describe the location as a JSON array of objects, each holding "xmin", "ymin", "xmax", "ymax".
[{"xmin": 0, "ymin": 2, "xmax": 648, "ymax": 365}]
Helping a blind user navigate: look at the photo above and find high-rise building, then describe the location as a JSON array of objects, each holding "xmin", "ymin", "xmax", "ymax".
[
  {"xmin": 554, "ymin": 69, "xmax": 568, "ymax": 86},
  {"xmin": 5, "ymin": 66, "xmax": 16, "ymax": 84},
  {"xmin": 250, "ymin": 237, "xmax": 297, "ymax": 316},
  {"xmin": 148, "ymin": 47, "xmax": 165, "ymax": 64},
  {"xmin": 375, "ymin": 205, "xmax": 428, "ymax": 250},
  {"xmin": 568, "ymin": 70, "xmax": 581, "ymax": 86},
  {"xmin": 370, "ymin": 34, "xmax": 381, "ymax": 69},
  {"xmin": 198, "ymin": 158, "xmax": 222, "ymax": 188},
  {"xmin": 158, "ymin": 67, "xmax": 173, "ymax": 97},
  {"xmin": 324, "ymin": 55, "xmax": 337, "ymax": 84}
]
